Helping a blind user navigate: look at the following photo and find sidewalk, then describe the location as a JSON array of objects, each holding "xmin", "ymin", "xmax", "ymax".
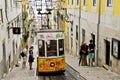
[
  {"xmin": 65, "ymin": 53, "xmax": 120, "ymax": 80},
  {"xmin": 1, "ymin": 44, "xmax": 38, "ymax": 80},
  {"xmin": 1, "ymin": 43, "xmax": 120, "ymax": 80},
  {"xmin": 1, "ymin": 60, "xmax": 37, "ymax": 80}
]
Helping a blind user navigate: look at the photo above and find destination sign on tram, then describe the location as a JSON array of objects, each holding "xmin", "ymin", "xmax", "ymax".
[{"xmin": 37, "ymin": 32, "xmax": 64, "ymax": 40}]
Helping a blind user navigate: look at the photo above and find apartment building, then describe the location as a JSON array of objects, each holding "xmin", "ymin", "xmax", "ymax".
[
  {"xmin": 66, "ymin": 0, "xmax": 120, "ymax": 74},
  {"xmin": 0, "ymin": 0, "xmax": 22, "ymax": 79}
]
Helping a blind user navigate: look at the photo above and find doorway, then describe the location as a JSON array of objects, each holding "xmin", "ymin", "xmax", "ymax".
[
  {"xmin": 91, "ymin": 33, "xmax": 95, "ymax": 61},
  {"xmin": 105, "ymin": 40, "xmax": 110, "ymax": 65},
  {"xmin": 91, "ymin": 33, "xmax": 95, "ymax": 44}
]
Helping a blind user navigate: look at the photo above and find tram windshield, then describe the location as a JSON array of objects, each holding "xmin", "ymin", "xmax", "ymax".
[
  {"xmin": 46, "ymin": 40, "xmax": 57, "ymax": 57},
  {"xmin": 38, "ymin": 39, "xmax": 64, "ymax": 57}
]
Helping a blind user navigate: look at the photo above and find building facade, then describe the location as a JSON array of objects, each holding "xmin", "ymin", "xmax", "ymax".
[
  {"xmin": 64, "ymin": 0, "xmax": 120, "ymax": 74},
  {"xmin": 67, "ymin": 0, "xmax": 80, "ymax": 56},
  {"xmin": 0, "ymin": 0, "xmax": 22, "ymax": 79}
]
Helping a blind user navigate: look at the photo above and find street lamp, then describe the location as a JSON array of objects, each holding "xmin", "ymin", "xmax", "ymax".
[{"xmin": 64, "ymin": 14, "xmax": 73, "ymax": 24}]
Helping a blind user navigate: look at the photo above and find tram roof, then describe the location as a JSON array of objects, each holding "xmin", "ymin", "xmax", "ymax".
[{"xmin": 36, "ymin": 29, "xmax": 64, "ymax": 33}]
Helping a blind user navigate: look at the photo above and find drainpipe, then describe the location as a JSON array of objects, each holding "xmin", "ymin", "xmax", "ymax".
[
  {"xmin": 96, "ymin": 0, "xmax": 101, "ymax": 66},
  {"xmin": 78, "ymin": 0, "xmax": 81, "ymax": 55},
  {"xmin": 5, "ymin": 0, "xmax": 9, "ymax": 22}
]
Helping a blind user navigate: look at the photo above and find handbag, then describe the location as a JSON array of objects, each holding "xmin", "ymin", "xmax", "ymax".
[{"xmin": 20, "ymin": 52, "xmax": 25, "ymax": 57}]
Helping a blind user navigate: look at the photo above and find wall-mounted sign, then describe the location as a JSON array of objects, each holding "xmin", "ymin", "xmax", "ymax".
[
  {"xmin": 112, "ymin": 38, "xmax": 120, "ymax": 59},
  {"xmin": 13, "ymin": 27, "xmax": 21, "ymax": 34}
]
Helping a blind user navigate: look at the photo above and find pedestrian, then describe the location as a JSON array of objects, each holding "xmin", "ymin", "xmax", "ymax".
[
  {"xmin": 28, "ymin": 46, "xmax": 34, "ymax": 70},
  {"xmin": 80, "ymin": 42, "xmax": 88, "ymax": 66},
  {"xmin": 88, "ymin": 40, "xmax": 95, "ymax": 66},
  {"xmin": 22, "ymin": 47, "xmax": 27, "ymax": 68},
  {"xmin": 22, "ymin": 46, "xmax": 28, "ymax": 68},
  {"xmin": 78, "ymin": 42, "xmax": 84, "ymax": 66}
]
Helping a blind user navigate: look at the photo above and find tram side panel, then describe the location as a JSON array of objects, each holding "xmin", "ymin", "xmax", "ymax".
[{"xmin": 37, "ymin": 57, "xmax": 66, "ymax": 73}]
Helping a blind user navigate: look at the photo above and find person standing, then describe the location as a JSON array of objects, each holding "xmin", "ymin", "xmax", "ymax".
[
  {"xmin": 88, "ymin": 40, "xmax": 95, "ymax": 66},
  {"xmin": 78, "ymin": 42, "xmax": 84, "ymax": 66},
  {"xmin": 28, "ymin": 46, "xmax": 34, "ymax": 70},
  {"xmin": 22, "ymin": 46, "xmax": 28, "ymax": 68},
  {"xmin": 80, "ymin": 42, "xmax": 88, "ymax": 66}
]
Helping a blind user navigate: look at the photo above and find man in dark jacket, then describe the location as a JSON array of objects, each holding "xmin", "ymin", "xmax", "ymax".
[
  {"xmin": 79, "ymin": 42, "xmax": 88, "ymax": 66},
  {"xmin": 88, "ymin": 40, "xmax": 95, "ymax": 66}
]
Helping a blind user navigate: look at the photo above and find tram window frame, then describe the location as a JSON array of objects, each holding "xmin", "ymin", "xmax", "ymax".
[
  {"xmin": 38, "ymin": 40, "xmax": 45, "ymax": 57},
  {"xmin": 46, "ymin": 40, "xmax": 57, "ymax": 57},
  {"xmin": 59, "ymin": 39, "xmax": 64, "ymax": 56}
]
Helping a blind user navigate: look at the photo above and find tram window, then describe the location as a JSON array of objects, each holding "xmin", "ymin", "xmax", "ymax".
[
  {"xmin": 59, "ymin": 39, "xmax": 64, "ymax": 56},
  {"xmin": 38, "ymin": 40, "xmax": 45, "ymax": 56},
  {"xmin": 46, "ymin": 40, "xmax": 57, "ymax": 57}
]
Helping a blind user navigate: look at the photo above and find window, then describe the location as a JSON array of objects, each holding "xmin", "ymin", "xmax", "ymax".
[
  {"xmin": 59, "ymin": 39, "xmax": 64, "ymax": 56},
  {"xmin": 77, "ymin": 0, "xmax": 79, "ymax": 5},
  {"xmin": 107, "ymin": 0, "xmax": 112, "ymax": 7},
  {"xmin": 72, "ymin": 0, "xmax": 74, "ymax": 5},
  {"xmin": 76, "ymin": 25, "xmax": 78, "ymax": 40},
  {"xmin": 93, "ymin": 0, "xmax": 96, "ymax": 6},
  {"xmin": 71, "ymin": 38, "xmax": 73, "ymax": 49},
  {"xmin": 91, "ymin": 33, "xmax": 95, "ymax": 44},
  {"xmin": 46, "ymin": 40, "xmax": 57, "ymax": 57},
  {"xmin": 83, "ymin": 0, "xmax": 86, "ymax": 6},
  {"xmin": 82, "ymin": 29, "xmax": 85, "ymax": 42},
  {"xmin": 71, "ymin": 22, "xmax": 73, "ymax": 36},
  {"xmin": 0, "ymin": 9, "xmax": 3, "ymax": 23},
  {"xmin": 38, "ymin": 40, "xmax": 45, "ymax": 56}
]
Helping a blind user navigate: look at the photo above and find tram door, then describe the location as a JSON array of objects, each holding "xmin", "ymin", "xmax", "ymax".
[{"xmin": 105, "ymin": 40, "xmax": 110, "ymax": 65}]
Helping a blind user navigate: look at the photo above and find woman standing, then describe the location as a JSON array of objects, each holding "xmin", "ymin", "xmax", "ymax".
[{"xmin": 28, "ymin": 46, "xmax": 34, "ymax": 70}]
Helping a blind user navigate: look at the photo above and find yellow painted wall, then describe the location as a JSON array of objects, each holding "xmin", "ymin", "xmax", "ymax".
[
  {"xmin": 113, "ymin": 0, "xmax": 120, "ymax": 16},
  {"xmin": 37, "ymin": 57, "xmax": 66, "ymax": 72},
  {"xmin": 96, "ymin": 0, "xmax": 105, "ymax": 14},
  {"xmin": 62, "ymin": 0, "xmax": 68, "ymax": 8},
  {"xmin": 22, "ymin": 0, "xmax": 27, "ymax": 5},
  {"xmin": 80, "ymin": 0, "xmax": 83, "ymax": 10},
  {"xmin": 86, "ymin": 0, "xmax": 92, "ymax": 12}
]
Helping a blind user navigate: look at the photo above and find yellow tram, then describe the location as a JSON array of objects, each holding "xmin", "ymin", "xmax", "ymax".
[{"xmin": 37, "ymin": 29, "xmax": 66, "ymax": 73}]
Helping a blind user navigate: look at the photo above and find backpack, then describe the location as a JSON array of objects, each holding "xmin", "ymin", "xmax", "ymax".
[{"xmin": 20, "ymin": 52, "xmax": 25, "ymax": 57}]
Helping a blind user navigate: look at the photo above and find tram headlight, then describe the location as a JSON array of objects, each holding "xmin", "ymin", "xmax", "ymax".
[{"xmin": 50, "ymin": 62, "xmax": 55, "ymax": 67}]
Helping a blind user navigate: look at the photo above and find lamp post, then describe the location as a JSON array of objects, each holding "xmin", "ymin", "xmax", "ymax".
[{"xmin": 78, "ymin": 0, "xmax": 82, "ymax": 56}]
